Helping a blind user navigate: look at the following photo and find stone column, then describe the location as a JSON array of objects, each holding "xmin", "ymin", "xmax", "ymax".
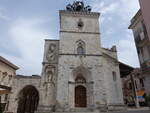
[{"xmin": 36, "ymin": 41, "xmax": 59, "ymax": 113}]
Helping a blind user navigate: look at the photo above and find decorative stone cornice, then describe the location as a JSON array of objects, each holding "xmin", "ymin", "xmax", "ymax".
[
  {"xmin": 60, "ymin": 30, "xmax": 100, "ymax": 35},
  {"xmin": 68, "ymin": 81, "xmax": 94, "ymax": 84},
  {"xmin": 59, "ymin": 10, "xmax": 100, "ymax": 18},
  {"xmin": 59, "ymin": 53, "xmax": 102, "ymax": 57},
  {"xmin": 128, "ymin": 9, "xmax": 142, "ymax": 29}
]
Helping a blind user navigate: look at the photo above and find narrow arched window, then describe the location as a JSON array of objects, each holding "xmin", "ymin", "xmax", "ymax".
[{"xmin": 77, "ymin": 46, "xmax": 85, "ymax": 54}]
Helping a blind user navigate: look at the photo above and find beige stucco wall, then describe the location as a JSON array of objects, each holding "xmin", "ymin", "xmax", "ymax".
[{"xmin": 0, "ymin": 61, "xmax": 16, "ymax": 86}]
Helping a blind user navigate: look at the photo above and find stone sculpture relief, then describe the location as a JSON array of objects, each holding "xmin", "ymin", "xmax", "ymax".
[
  {"xmin": 46, "ymin": 44, "xmax": 57, "ymax": 62},
  {"xmin": 45, "ymin": 65, "xmax": 55, "ymax": 83}
]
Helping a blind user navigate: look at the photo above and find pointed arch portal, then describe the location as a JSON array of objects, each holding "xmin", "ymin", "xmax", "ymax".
[
  {"xmin": 17, "ymin": 85, "xmax": 39, "ymax": 113},
  {"xmin": 75, "ymin": 85, "xmax": 87, "ymax": 107}
]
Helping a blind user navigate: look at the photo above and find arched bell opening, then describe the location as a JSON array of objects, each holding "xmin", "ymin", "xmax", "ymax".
[{"xmin": 17, "ymin": 85, "xmax": 39, "ymax": 113}]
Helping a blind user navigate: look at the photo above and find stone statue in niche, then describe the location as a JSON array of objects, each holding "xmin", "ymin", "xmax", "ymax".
[
  {"xmin": 44, "ymin": 65, "xmax": 56, "ymax": 106},
  {"xmin": 46, "ymin": 44, "xmax": 57, "ymax": 62},
  {"xmin": 45, "ymin": 65, "xmax": 55, "ymax": 83}
]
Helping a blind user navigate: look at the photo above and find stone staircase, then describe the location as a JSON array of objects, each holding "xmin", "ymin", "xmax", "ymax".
[{"xmin": 35, "ymin": 104, "xmax": 126, "ymax": 113}]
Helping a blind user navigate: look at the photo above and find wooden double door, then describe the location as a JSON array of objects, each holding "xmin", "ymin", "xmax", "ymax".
[{"xmin": 75, "ymin": 85, "xmax": 87, "ymax": 107}]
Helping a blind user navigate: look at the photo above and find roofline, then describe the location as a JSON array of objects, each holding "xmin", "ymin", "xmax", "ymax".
[
  {"xmin": 102, "ymin": 53, "xmax": 118, "ymax": 62},
  {"xmin": 16, "ymin": 75, "xmax": 41, "ymax": 79},
  {"xmin": 102, "ymin": 47, "xmax": 117, "ymax": 52},
  {"xmin": 119, "ymin": 61, "xmax": 135, "ymax": 69},
  {"xmin": 0, "ymin": 56, "xmax": 19, "ymax": 70},
  {"xmin": 128, "ymin": 9, "xmax": 141, "ymax": 29}
]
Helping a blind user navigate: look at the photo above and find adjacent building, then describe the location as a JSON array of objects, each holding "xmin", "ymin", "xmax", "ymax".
[
  {"xmin": 121, "ymin": 68, "xmax": 147, "ymax": 107},
  {"xmin": 129, "ymin": 8, "xmax": 150, "ymax": 94},
  {"xmin": 0, "ymin": 56, "xmax": 19, "ymax": 112},
  {"xmin": 139, "ymin": 0, "xmax": 150, "ymax": 41}
]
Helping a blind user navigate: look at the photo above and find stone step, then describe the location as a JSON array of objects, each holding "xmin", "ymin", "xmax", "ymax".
[
  {"xmin": 36, "ymin": 111, "xmax": 99, "ymax": 113},
  {"xmin": 35, "ymin": 111, "xmax": 50, "ymax": 113},
  {"xmin": 36, "ymin": 112, "xmax": 50, "ymax": 113},
  {"xmin": 53, "ymin": 111, "xmax": 99, "ymax": 113},
  {"xmin": 70, "ymin": 108, "xmax": 93, "ymax": 112}
]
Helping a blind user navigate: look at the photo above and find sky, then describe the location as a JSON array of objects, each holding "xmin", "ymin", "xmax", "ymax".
[{"xmin": 0, "ymin": 0, "xmax": 140, "ymax": 75}]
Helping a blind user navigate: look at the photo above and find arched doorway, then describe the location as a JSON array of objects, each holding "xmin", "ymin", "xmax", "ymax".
[
  {"xmin": 75, "ymin": 85, "xmax": 87, "ymax": 107},
  {"xmin": 72, "ymin": 67, "xmax": 93, "ymax": 108},
  {"xmin": 17, "ymin": 85, "xmax": 39, "ymax": 113}
]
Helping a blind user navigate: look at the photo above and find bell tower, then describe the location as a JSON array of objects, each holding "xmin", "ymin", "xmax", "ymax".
[
  {"xmin": 56, "ymin": 1, "xmax": 104, "ymax": 111},
  {"xmin": 59, "ymin": 1, "xmax": 101, "ymax": 55}
]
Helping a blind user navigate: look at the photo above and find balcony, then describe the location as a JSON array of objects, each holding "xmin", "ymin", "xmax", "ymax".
[{"xmin": 135, "ymin": 32, "xmax": 149, "ymax": 46}]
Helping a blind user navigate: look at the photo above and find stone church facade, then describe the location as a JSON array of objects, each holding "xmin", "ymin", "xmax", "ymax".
[{"xmin": 7, "ymin": 1, "xmax": 124, "ymax": 113}]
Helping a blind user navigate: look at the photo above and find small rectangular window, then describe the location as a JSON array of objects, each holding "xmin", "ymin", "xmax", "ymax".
[
  {"xmin": 129, "ymin": 82, "xmax": 132, "ymax": 89},
  {"xmin": 112, "ymin": 71, "xmax": 117, "ymax": 81},
  {"xmin": 140, "ymin": 78, "xmax": 144, "ymax": 87}
]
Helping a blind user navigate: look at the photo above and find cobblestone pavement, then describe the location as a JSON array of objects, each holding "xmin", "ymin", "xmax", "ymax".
[{"xmin": 107, "ymin": 110, "xmax": 150, "ymax": 113}]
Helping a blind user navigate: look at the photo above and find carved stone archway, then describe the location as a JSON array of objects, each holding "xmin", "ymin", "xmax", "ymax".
[
  {"xmin": 17, "ymin": 85, "xmax": 39, "ymax": 113},
  {"xmin": 69, "ymin": 66, "xmax": 94, "ymax": 109}
]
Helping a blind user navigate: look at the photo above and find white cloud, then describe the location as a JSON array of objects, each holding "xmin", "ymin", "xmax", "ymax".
[
  {"xmin": 92, "ymin": 0, "xmax": 139, "ymax": 22},
  {"xmin": 117, "ymin": 32, "xmax": 140, "ymax": 67},
  {"xmin": 92, "ymin": 1, "xmax": 119, "ymax": 14},
  {"xmin": 3, "ymin": 17, "xmax": 52, "ymax": 75},
  {"xmin": 91, "ymin": 0, "xmax": 140, "ymax": 67},
  {"xmin": 118, "ymin": 0, "xmax": 140, "ymax": 21}
]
